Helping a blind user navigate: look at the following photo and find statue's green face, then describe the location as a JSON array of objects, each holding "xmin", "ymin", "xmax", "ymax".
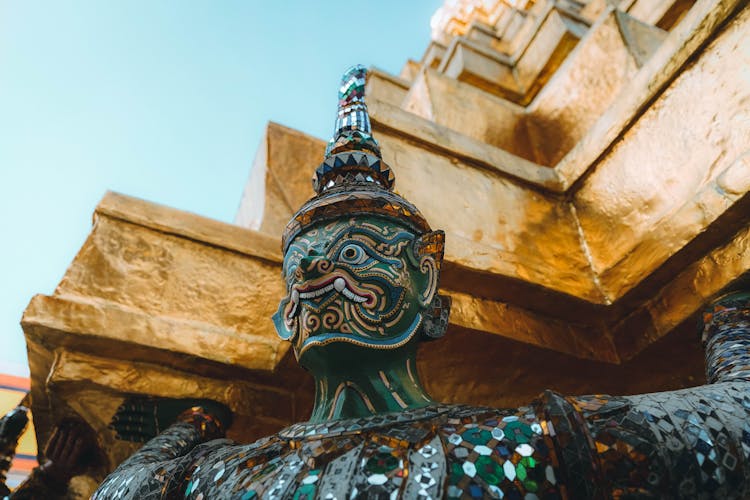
[{"xmin": 273, "ymin": 217, "xmax": 439, "ymax": 361}]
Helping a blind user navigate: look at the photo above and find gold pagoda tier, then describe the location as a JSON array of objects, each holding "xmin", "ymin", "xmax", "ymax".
[{"xmin": 22, "ymin": 0, "xmax": 750, "ymax": 494}]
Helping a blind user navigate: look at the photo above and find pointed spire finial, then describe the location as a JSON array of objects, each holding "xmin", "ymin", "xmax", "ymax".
[
  {"xmin": 325, "ymin": 64, "xmax": 380, "ymax": 158},
  {"xmin": 313, "ymin": 65, "xmax": 395, "ymax": 194},
  {"xmin": 283, "ymin": 64, "xmax": 431, "ymax": 253}
]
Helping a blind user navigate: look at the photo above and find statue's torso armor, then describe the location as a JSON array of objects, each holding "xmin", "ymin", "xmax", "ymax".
[
  {"xmin": 94, "ymin": 382, "xmax": 750, "ymax": 499},
  {"xmin": 188, "ymin": 404, "xmax": 555, "ymax": 500}
]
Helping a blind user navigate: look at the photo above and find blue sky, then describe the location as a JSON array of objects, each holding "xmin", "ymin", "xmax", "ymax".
[{"xmin": 0, "ymin": 1, "xmax": 442, "ymax": 376}]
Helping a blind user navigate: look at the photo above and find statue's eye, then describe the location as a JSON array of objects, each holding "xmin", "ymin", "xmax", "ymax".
[{"xmin": 338, "ymin": 244, "xmax": 369, "ymax": 265}]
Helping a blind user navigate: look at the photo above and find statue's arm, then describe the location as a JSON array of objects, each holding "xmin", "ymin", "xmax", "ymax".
[
  {"xmin": 93, "ymin": 404, "xmax": 229, "ymax": 499},
  {"xmin": 542, "ymin": 291, "xmax": 750, "ymax": 498}
]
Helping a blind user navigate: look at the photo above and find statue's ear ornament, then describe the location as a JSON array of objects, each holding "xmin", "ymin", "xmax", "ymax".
[
  {"xmin": 413, "ymin": 230, "xmax": 446, "ymax": 269},
  {"xmin": 422, "ymin": 294, "xmax": 451, "ymax": 340},
  {"xmin": 414, "ymin": 230, "xmax": 450, "ymax": 340},
  {"xmin": 272, "ymin": 297, "xmax": 295, "ymax": 341}
]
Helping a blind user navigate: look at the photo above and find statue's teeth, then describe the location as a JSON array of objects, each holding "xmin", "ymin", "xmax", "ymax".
[{"xmin": 294, "ymin": 279, "xmax": 366, "ymax": 303}]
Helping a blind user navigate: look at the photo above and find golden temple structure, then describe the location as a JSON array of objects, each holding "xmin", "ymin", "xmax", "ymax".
[{"xmin": 20, "ymin": 0, "xmax": 750, "ymax": 494}]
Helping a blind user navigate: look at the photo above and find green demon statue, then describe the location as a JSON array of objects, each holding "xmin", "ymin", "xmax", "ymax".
[
  {"xmin": 93, "ymin": 66, "xmax": 750, "ymax": 499},
  {"xmin": 274, "ymin": 215, "xmax": 447, "ymax": 422}
]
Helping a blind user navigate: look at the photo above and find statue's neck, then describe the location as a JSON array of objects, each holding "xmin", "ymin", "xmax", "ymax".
[{"xmin": 307, "ymin": 353, "xmax": 434, "ymax": 423}]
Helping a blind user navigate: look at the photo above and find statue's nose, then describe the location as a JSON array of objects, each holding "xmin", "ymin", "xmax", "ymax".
[{"xmin": 297, "ymin": 255, "xmax": 334, "ymax": 280}]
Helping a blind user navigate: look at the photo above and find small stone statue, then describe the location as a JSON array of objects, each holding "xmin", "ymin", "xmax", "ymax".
[
  {"xmin": 0, "ymin": 400, "xmax": 101, "ymax": 499},
  {"xmin": 0, "ymin": 404, "xmax": 29, "ymax": 497},
  {"xmin": 93, "ymin": 66, "xmax": 750, "ymax": 499},
  {"xmin": 10, "ymin": 418, "xmax": 100, "ymax": 499}
]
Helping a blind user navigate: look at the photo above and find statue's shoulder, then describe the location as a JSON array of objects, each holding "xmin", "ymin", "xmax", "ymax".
[
  {"xmin": 435, "ymin": 403, "xmax": 546, "ymax": 451},
  {"xmin": 180, "ymin": 434, "xmax": 291, "ymax": 496},
  {"xmin": 431, "ymin": 403, "xmax": 559, "ymax": 498},
  {"xmin": 185, "ymin": 434, "xmax": 288, "ymax": 472},
  {"xmin": 204, "ymin": 433, "xmax": 285, "ymax": 455}
]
